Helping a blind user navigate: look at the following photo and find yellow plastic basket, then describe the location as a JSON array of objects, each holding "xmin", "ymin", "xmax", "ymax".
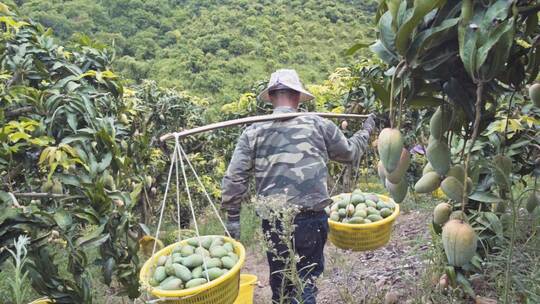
[
  {"xmin": 328, "ymin": 194, "xmax": 400, "ymax": 251},
  {"xmin": 233, "ymin": 274, "xmax": 257, "ymax": 304},
  {"xmin": 140, "ymin": 235, "xmax": 246, "ymax": 304}
]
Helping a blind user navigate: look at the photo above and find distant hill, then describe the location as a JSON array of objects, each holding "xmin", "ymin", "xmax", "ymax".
[{"xmin": 10, "ymin": 0, "xmax": 376, "ymax": 103}]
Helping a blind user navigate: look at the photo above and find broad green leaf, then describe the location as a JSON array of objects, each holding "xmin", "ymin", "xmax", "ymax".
[
  {"xmin": 344, "ymin": 42, "xmax": 370, "ymax": 56},
  {"xmin": 458, "ymin": 21, "xmax": 478, "ymax": 78},
  {"xmin": 378, "ymin": 11, "xmax": 397, "ymax": 54},
  {"xmin": 369, "ymin": 40, "xmax": 398, "ymax": 64},
  {"xmin": 457, "ymin": 272, "xmax": 475, "ymax": 298},
  {"xmin": 103, "ymin": 258, "xmax": 115, "ymax": 286},
  {"xmin": 407, "ymin": 17, "xmax": 459, "ymax": 63},
  {"xmin": 54, "ymin": 210, "xmax": 72, "ymax": 231},
  {"xmin": 370, "ymin": 80, "xmax": 390, "ymax": 108},
  {"xmin": 67, "ymin": 113, "xmax": 78, "ymax": 131},
  {"xmin": 387, "ymin": 0, "xmax": 401, "ymax": 30},
  {"xmin": 469, "ymin": 191, "xmax": 503, "ymax": 203},
  {"xmin": 79, "ymin": 233, "xmax": 110, "ymax": 249},
  {"xmin": 483, "ymin": 212, "xmax": 503, "ymax": 237},
  {"xmin": 475, "ymin": 19, "xmax": 514, "ymax": 75},
  {"xmin": 407, "ymin": 96, "xmax": 443, "ymax": 108},
  {"xmin": 75, "ymin": 224, "xmax": 105, "ymax": 247},
  {"xmin": 395, "ymin": 0, "xmax": 447, "ymax": 55},
  {"xmin": 97, "ymin": 152, "xmax": 112, "ymax": 172}
]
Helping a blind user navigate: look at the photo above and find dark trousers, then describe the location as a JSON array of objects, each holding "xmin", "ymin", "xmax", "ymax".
[{"xmin": 262, "ymin": 211, "xmax": 329, "ymax": 304}]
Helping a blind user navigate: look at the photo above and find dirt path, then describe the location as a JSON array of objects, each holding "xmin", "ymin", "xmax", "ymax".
[{"xmin": 243, "ymin": 209, "xmax": 432, "ymax": 303}]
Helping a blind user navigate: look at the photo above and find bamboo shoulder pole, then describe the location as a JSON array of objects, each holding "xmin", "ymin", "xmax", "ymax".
[{"xmin": 160, "ymin": 112, "xmax": 369, "ymax": 141}]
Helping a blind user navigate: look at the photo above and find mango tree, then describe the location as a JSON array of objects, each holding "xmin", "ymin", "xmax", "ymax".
[
  {"xmin": 359, "ymin": 0, "xmax": 539, "ymax": 301},
  {"xmin": 0, "ymin": 7, "xmax": 224, "ymax": 302}
]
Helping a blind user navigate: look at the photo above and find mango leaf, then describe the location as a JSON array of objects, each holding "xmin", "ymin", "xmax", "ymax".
[
  {"xmin": 420, "ymin": 47, "xmax": 457, "ymax": 72},
  {"xmin": 53, "ymin": 210, "xmax": 72, "ymax": 231},
  {"xmin": 395, "ymin": 0, "xmax": 447, "ymax": 55},
  {"xmin": 475, "ymin": 19, "xmax": 514, "ymax": 78},
  {"xmin": 407, "ymin": 96, "xmax": 443, "ymax": 108},
  {"xmin": 458, "ymin": 22, "xmax": 478, "ymax": 78},
  {"xmin": 378, "ymin": 11, "xmax": 398, "ymax": 55},
  {"xmin": 370, "ymin": 40, "xmax": 399, "ymax": 65},
  {"xmin": 407, "ymin": 17, "xmax": 459, "ymax": 63},
  {"xmin": 73, "ymin": 207, "xmax": 100, "ymax": 225},
  {"xmin": 387, "ymin": 0, "xmax": 401, "ymax": 30},
  {"xmin": 75, "ymin": 224, "xmax": 108, "ymax": 248},
  {"xmin": 370, "ymin": 80, "xmax": 390, "ymax": 108},
  {"xmin": 483, "ymin": 212, "xmax": 503, "ymax": 238},
  {"xmin": 103, "ymin": 257, "xmax": 115, "ymax": 286},
  {"xmin": 457, "ymin": 272, "xmax": 475, "ymax": 298},
  {"xmin": 97, "ymin": 152, "xmax": 112, "ymax": 172},
  {"xmin": 469, "ymin": 191, "xmax": 503, "ymax": 203},
  {"xmin": 344, "ymin": 42, "xmax": 370, "ymax": 56}
]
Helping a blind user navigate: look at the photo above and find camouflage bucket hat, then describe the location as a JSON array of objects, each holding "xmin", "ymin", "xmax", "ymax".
[{"xmin": 258, "ymin": 69, "xmax": 315, "ymax": 103}]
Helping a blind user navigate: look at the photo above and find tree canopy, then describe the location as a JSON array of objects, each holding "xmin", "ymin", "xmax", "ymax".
[{"xmin": 8, "ymin": 0, "xmax": 377, "ymax": 105}]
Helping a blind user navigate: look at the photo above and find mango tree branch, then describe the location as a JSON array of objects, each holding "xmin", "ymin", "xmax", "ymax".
[
  {"xmin": 12, "ymin": 192, "xmax": 71, "ymax": 199},
  {"xmin": 461, "ymin": 81, "xmax": 484, "ymax": 211}
]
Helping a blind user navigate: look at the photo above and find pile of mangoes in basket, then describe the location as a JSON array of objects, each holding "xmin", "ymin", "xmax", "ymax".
[
  {"xmin": 149, "ymin": 236, "xmax": 239, "ymax": 290},
  {"xmin": 325, "ymin": 190, "xmax": 396, "ymax": 224}
]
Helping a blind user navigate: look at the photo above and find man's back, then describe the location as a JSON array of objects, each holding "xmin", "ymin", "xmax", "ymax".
[{"xmin": 222, "ymin": 107, "xmax": 373, "ymax": 214}]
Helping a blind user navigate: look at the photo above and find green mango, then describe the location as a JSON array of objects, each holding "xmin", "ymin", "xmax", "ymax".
[
  {"xmin": 210, "ymin": 237, "xmax": 224, "ymax": 249},
  {"xmin": 171, "ymin": 263, "xmax": 192, "ymax": 282},
  {"xmin": 153, "ymin": 266, "xmax": 167, "ymax": 282},
  {"xmin": 180, "ymin": 245, "xmax": 195, "ymax": 257},
  {"xmin": 210, "ymin": 246, "xmax": 228, "ymax": 258},
  {"xmin": 172, "ymin": 245, "xmax": 182, "ymax": 253},
  {"xmin": 365, "ymin": 200, "xmax": 377, "ymax": 208},
  {"xmin": 426, "ymin": 139, "xmax": 451, "ymax": 175},
  {"xmin": 201, "ymin": 237, "xmax": 213, "ymax": 249},
  {"xmin": 380, "ymin": 208, "xmax": 393, "ymax": 218},
  {"xmin": 195, "ymin": 247, "xmax": 210, "ymax": 257},
  {"xmin": 367, "ymin": 214, "xmax": 383, "ymax": 222},
  {"xmin": 221, "ymin": 256, "xmax": 236, "ymax": 269},
  {"xmin": 366, "ymin": 207, "xmax": 379, "ymax": 215},
  {"xmin": 202, "ymin": 267, "xmax": 224, "ymax": 281},
  {"xmin": 376, "ymin": 201, "xmax": 388, "ymax": 210},
  {"xmin": 205, "ymin": 257, "xmax": 222, "ymax": 268},
  {"xmin": 157, "ymin": 255, "xmax": 168, "ymax": 266},
  {"xmin": 185, "ymin": 278, "xmax": 208, "ymax": 289},
  {"xmin": 354, "ymin": 209, "xmax": 367, "ymax": 218},
  {"xmin": 182, "ymin": 254, "xmax": 204, "ymax": 268},
  {"xmin": 355, "ymin": 203, "xmax": 367, "ymax": 211},
  {"xmin": 351, "ymin": 193, "xmax": 365, "ymax": 204},
  {"xmin": 337, "ymin": 199, "xmax": 349, "ymax": 209},
  {"xmin": 348, "ymin": 217, "xmax": 365, "ymax": 224},
  {"xmin": 227, "ymin": 252, "xmax": 238, "ymax": 262},
  {"xmin": 191, "ymin": 266, "xmax": 203, "ymax": 279},
  {"xmin": 222, "ymin": 242, "xmax": 234, "ymax": 253},
  {"xmin": 159, "ymin": 277, "xmax": 183, "ymax": 290},
  {"xmin": 378, "ymin": 128, "xmax": 404, "ymax": 173},
  {"xmin": 329, "ymin": 211, "xmax": 339, "ymax": 221}
]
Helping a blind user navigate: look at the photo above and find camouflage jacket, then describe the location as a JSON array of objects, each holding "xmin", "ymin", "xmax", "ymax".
[{"xmin": 221, "ymin": 107, "xmax": 374, "ymax": 221}]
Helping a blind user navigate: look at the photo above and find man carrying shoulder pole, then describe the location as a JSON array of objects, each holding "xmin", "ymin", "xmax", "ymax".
[{"xmin": 222, "ymin": 69, "xmax": 376, "ymax": 303}]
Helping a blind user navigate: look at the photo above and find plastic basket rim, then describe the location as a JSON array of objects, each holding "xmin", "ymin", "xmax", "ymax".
[
  {"xmin": 139, "ymin": 235, "xmax": 246, "ymax": 298},
  {"xmin": 327, "ymin": 193, "xmax": 400, "ymax": 228}
]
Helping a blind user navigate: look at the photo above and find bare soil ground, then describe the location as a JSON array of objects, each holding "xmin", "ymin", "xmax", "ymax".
[{"xmin": 243, "ymin": 209, "xmax": 432, "ymax": 304}]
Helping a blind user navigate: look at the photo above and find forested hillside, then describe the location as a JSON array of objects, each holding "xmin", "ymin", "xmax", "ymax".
[{"xmin": 7, "ymin": 0, "xmax": 377, "ymax": 104}]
